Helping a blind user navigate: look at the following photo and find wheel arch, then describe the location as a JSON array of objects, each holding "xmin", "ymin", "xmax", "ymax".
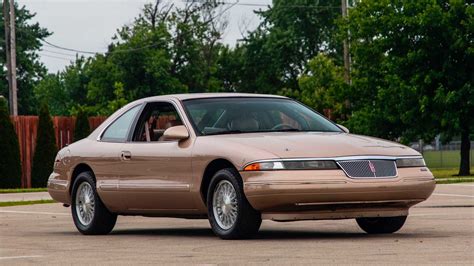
[
  {"xmin": 69, "ymin": 163, "xmax": 95, "ymax": 195},
  {"xmin": 200, "ymin": 158, "xmax": 238, "ymax": 205}
]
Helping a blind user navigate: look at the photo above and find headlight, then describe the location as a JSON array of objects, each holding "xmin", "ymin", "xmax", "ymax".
[
  {"xmin": 243, "ymin": 160, "xmax": 338, "ymax": 171},
  {"xmin": 396, "ymin": 157, "xmax": 426, "ymax": 168}
]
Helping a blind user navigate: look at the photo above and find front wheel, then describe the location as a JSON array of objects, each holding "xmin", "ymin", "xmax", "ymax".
[
  {"xmin": 71, "ymin": 171, "xmax": 117, "ymax": 235},
  {"xmin": 356, "ymin": 216, "xmax": 407, "ymax": 234},
  {"xmin": 207, "ymin": 168, "xmax": 262, "ymax": 239}
]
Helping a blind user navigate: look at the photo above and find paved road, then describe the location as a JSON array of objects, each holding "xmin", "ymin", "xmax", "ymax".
[{"xmin": 0, "ymin": 184, "xmax": 473, "ymax": 265}]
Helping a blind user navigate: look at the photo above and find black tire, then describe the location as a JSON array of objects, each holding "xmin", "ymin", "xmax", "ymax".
[
  {"xmin": 207, "ymin": 168, "xmax": 262, "ymax": 239},
  {"xmin": 71, "ymin": 171, "xmax": 117, "ymax": 235},
  {"xmin": 356, "ymin": 216, "xmax": 407, "ymax": 234}
]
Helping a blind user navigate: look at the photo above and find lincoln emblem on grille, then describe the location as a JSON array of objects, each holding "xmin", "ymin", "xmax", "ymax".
[{"xmin": 368, "ymin": 161, "xmax": 376, "ymax": 173}]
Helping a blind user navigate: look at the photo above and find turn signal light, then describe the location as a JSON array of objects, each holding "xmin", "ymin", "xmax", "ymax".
[{"xmin": 244, "ymin": 163, "xmax": 261, "ymax": 171}]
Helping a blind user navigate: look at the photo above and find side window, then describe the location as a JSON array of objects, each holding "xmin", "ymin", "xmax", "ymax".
[
  {"xmin": 101, "ymin": 105, "xmax": 141, "ymax": 142},
  {"xmin": 133, "ymin": 102, "xmax": 183, "ymax": 142}
]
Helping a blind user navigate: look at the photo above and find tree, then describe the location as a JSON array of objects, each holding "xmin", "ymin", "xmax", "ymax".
[
  {"xmin": 1, "ymin": 3, "xmax": 51, "ymax": 114},
  {"xmin": 283, "ymin": 54, "xmax": 348, "ymax": 120},
  {"xmin": 343, "ymin": 0, "xmax": 473, "ymax": 175},
  {"xmin": 73, "ymin": 107, "xmax": 90, "ymax": 142},
  {"xmin": 31, "ymin": 103, "xmax": 57, "ymax": 187},
  {"xmin": 0, "ymin": 97, "xmax": 21, "ymax": 188},
  {"xmin": 233, "ymin": 0, "xmax": 342, "ymax": 93},
  {"xmin": 33, "ymin": 74, "xmax": 68, "ymax": 115},
  {"xmin": 34, "ymin": 57, "xmax": 94, "ymax": 116},
  {"xmin": 34, "ymin": 0, "xmax": 230, "ymax": 116}
]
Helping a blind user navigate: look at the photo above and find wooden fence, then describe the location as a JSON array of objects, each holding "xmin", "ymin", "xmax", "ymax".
[{"xmin": 10, "ymin": 116, "xmax": 107, "ymax": 188}]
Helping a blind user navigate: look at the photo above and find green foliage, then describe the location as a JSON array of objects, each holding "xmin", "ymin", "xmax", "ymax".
[
  {"xmin": 344, "ymin": 0, "xmax": 473, "ymax": 138},
  {"xmin": 33, "ymin": 74, "xmax": 68, "ymax": 115},
  {"xmin": 285, "ymin": 54, "xmax": 348, "ymax": 120},
  {"xmin": 34, "ymin": 1, "xmax": 234, "ymax": 115},
  {"xmin": 343, "ymin": 0, "xmax": 473, "ymax": 174},
  {"xmin": 0, "ymin": 199, "xmax": 55, "ymax": 207},
  {"xmin": 0, "ymin": 3, "xmax": 51, "ymax": 114},
  {"xmin": 0, "ymin": 187, "xmax": 47, "ymax": 193},
  {"xmin": 0, "ymin": 98, "xmax": 21, "ymax": 188},
  {"xmin": 33, "ymin": 0, "xmax": 344, "ymax": 113},
  {"xmin": 31, "ymin": 103, "xmax": 57, "ymax": 188},
  {"xmin": 230, "ymin": 0, "xmax": 342, "ymax": 93},
  {"xmin": 34, "ymin": 57, "xmax": 93, "ymax": 116},
  {"xmin": 73, "ymin": 107, "xmax": 90, "ymax": 142}
]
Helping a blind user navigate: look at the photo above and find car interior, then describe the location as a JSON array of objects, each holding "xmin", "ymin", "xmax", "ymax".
[
  {"xmin": 190, "ymin": 102, "xmax": 308, "ymax": 135},
  {"xmin": 133, "ymin": 102, "xmax": 183, "ymax": 142}
]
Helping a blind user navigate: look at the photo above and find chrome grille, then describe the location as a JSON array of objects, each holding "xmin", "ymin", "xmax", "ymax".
[{"xmin": 337, "ymin": 160, "xmax": 397, "ymax": 178}]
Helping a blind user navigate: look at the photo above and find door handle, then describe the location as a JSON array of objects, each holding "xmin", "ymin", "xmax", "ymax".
[{"xmin": 121, "ymin": 151, "xmax": 132, "ymax": 161}]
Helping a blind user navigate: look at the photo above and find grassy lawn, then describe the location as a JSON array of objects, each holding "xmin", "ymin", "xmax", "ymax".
[
  {"xmin": 424, "ymin": 150, "xmax": 474, "ymax": 169},
  {"xmin": 0, "ymin": 188, "xmax": 48, "ymax": 194},
  {"xmin": 431, "ymin": 168, "xmax": 474, "ymax": 184},
  {"xmin": 0, "ymin": 199, "xmax": 56, "ymax": 207}
]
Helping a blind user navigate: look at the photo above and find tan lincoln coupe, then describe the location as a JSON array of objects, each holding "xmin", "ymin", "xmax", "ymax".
[{"xmin": 48, "ymin": 93, "xmax": 435, "ymax": 239}]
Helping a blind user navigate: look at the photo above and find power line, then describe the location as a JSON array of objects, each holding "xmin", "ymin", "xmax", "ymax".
[
  {"xmin": 215, "ymin": 1, "xmax": 341, "ymax": 9},
  {"xmin": 41, "ymin": 39, "xmax": 98, "ymax": 55},
  {"xmin": 39, "ymin": 53, "xmax": 74, "ymax": 61},
  {"xmin": 37, "ymin": 1, "xmax": 341, "ymax": 61},
  {"xmin": 41, "ymin": 48, "xmax": 80, "ymax": 57},
  {"xmin": 40, "ymin": 39, "xmax": 165, "ymax": 55}
]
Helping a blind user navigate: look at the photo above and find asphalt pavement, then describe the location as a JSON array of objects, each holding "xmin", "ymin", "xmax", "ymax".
[{"xmin": 0, "ymin": 184, "xmax": 473, "ymax": 265}]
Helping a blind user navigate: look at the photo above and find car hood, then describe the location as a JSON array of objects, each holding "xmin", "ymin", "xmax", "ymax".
[{"xmin": 211, "ymin": 132, "xmax": 419, "ymax": 159}]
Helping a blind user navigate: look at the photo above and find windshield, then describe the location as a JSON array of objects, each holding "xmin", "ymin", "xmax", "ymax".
[{"xmin": 183, "ymin": 97, "xmax": 342, "ymax": 136}]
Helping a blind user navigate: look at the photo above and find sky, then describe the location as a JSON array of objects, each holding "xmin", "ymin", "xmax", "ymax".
[{"xmin": 17, "ymin": 0, "xmax": 272, "ymax": 73}]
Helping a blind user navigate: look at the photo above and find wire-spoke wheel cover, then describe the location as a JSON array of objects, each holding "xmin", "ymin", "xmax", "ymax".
[
  {"xmin": 212, "ymin": 180, "xmax": 238, "ymax": 230},
  {"xmin": 75, "ymin": 182, "xmax": 95, "ymax": 226}
]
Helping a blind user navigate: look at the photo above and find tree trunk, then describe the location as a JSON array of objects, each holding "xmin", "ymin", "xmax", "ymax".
[{"xmin": 458, "ymin": 124, "xmax": 471, "ymax": 176}]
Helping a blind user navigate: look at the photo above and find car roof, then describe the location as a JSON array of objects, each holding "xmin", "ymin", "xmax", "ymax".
[{"xmin": 140, "ymin": 93, "xmax": 288, "ymax": 102}]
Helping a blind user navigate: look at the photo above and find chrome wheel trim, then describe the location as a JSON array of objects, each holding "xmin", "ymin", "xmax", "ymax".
[
  {"xmin": 75, "ymin": 182, "xmax": 95, "ymax": 226},
  {"xmin": 212, "ymin": 180, "xmax": 238, "ymax": 230}
]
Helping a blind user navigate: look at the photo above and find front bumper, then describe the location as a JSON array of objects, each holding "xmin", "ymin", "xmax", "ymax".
[{"xmin": 241, "ymin": 167, "xmax": 435, "ymax": 219}]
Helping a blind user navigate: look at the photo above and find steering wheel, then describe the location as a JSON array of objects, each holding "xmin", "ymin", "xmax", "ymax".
[{"xmin": 271, "ymin": 123, "xmax": 296, "ymax": 130}]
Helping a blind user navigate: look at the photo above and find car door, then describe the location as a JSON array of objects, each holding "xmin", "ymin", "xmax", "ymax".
[
  {"xmin": 119, "ymin": 101, "xmax": 195, "ymax": 211},
  {"xmin": 93, "ymin": 104, "xmax": 143, "ymax": 211}
]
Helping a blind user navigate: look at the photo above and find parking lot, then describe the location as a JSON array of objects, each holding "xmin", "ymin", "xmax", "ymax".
[{"xmin": 1, "ymin": 184, "xmax": 473, "ymax": 265}]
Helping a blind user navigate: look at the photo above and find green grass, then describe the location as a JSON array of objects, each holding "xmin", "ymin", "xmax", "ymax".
[
  {"xmin": 0, "ymin": 199, "xmax": 55, "ymax": 207},
  {"xmin": 424, "ymin": 150, "xmax": 474, "ymax": 168},
  {"xmin": 431, "ymin": 168, "xmax": 474, "ymax": 184},
  {"xmin": 0, "ymin": 188, "xmax": 47, "ymax": 194},
  {"xmin": 436, "ymin": 177, "xmax": 474, "ymax": 184}
]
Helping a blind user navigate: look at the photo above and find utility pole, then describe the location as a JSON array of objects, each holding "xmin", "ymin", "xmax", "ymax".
[
  {"xmin": 9, "ymin": 0, "xmax": 17, "ymax": 115},
  {"xmin": 341, "ymin": 0, "xmax": 350, "ymax": 84},
  {"xmin": 2, "ymin": 0, "xmax": 12, "ymax": 113}
]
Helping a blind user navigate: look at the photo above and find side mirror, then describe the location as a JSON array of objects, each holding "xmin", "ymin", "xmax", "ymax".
[
  {"xmin": 162, "ymin": 125, "xmax": 189, "ymax": 141},
  {"xmin": 337, "ymin": 124, "xmax": 350, "ymax": 133}
]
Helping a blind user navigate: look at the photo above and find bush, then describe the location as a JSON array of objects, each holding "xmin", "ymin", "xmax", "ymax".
[
  {"xmin": 74, "ymin": 108, "xmax": 90, "ymax": 142},
  {"xmin": 0, "ymin": 98, "xmax": 22, "ymax": 188},
  {"xmin": 31, "ymin": 103, "xmax": 57, "ymax": 188}
]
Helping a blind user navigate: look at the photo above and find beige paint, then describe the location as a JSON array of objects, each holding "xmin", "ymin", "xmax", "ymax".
[{"xmin": 48, "ymin": 93, "xmax": 435, "ymax": 221}]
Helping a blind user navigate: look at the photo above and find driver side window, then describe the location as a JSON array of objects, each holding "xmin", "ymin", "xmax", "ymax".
[{"xmin": 133, "ymin": 102, "xmax": 183, "ymax": 142}]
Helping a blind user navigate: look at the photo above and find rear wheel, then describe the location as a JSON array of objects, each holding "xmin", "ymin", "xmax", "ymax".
[
  {"xmin": 356, "ymin": 216, "xmax": 407, "ymax": 234},
  {"xmin": 207, "ymin": 168, "xmax": 261, "ymax": 239},
  {"xmin": 71, "ymin": 171, "xmax": 117, "ymax": 235}
]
